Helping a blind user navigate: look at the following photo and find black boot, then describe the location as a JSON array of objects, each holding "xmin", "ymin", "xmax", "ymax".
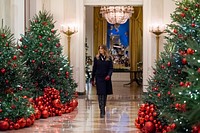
[
  {"xmin": 101, "ymin": 95, "xmax": 107, "ymax": 116},
  {"xmin": 98, "ymin": 95, "xmax": 105, "ymax": 118}
]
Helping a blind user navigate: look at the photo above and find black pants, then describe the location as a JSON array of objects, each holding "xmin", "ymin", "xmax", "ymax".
[{"xmin": 98, "ymin": 95, "xmax": 107, "ymax": 117}]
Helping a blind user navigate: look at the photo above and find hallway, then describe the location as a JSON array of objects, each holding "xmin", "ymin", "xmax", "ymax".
[{"xmin": 5, "ymin": 81, "xmax": 143, "ymax": 133}]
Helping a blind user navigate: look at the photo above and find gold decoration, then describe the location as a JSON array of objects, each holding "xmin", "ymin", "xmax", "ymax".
[
  {"xmin": 61, "ymin": 25, "xmax": 78, "ymax": 62},
  {"xmin": 149, "ymin": 24, "xmax": 165, "ymax": 60}
]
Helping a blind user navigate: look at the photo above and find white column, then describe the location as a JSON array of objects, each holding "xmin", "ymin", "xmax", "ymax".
[
  {"xmin": 74, "ymin": 0, "xmax": 85, "ymax": 93},
  {"xmin": 0, "ymin": 0, "xmax": 11, "ymax": 27},
  {"xmin": 143, "ymin": 0, "xmax": 152, "ymax": 92},
  {"xmin": 10, "ymin": 0, "xmax": 24, "ymax": 40}
]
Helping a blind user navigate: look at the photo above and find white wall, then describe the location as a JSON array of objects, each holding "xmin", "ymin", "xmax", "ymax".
[
  {"xmin": 163, "ymin": 0, "xmax": 176, "ymax": 45},
  {"xmin": 163, "ymin": 0, "xmax": 178, "ymax": 25},
  {"xmin": 85, "ymin": 6, "xmax": 94, "ymax": 59}
]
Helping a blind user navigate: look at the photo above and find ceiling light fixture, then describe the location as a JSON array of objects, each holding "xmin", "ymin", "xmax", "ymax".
[{"xmin": 100, "ymin": 6, "xmax": 134, "ymax": 24}]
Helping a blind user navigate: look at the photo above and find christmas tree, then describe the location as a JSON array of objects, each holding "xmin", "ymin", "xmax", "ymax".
[
  {"xmin": 135, "ymin": 0, "xmax": 200, "ymax": 132},
  {"xmin": 19, "ymin": 10, "xmax": 77, "ymax": 107},
  {"xmin": 0, "ymin": 25, "xmax": 34, "ymax": 130}
]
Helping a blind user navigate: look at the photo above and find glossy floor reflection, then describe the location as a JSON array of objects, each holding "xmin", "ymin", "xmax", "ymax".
[{"xmin": 5, "ymin": 81, "xmax": 143, "ymax": 133}]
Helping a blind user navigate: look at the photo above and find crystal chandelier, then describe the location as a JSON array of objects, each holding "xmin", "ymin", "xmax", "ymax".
[{"xmin": 100, "ymin": 6, "xmax": 134, "ymax": 24}]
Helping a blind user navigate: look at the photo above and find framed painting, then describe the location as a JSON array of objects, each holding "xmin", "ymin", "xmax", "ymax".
[{"xmin": 107, "ymin": 20, "xmax": 130, "ymax": 70}]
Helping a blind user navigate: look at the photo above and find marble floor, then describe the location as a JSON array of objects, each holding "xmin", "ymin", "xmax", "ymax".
[{"xmin": 4, "ymin": 81, "xmax": 143, "ymax": 133}]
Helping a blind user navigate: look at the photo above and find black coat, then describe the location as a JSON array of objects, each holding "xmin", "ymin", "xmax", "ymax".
[{"xmin": 91, "ymin": 55, "xmax": 113, "ymax": 95}]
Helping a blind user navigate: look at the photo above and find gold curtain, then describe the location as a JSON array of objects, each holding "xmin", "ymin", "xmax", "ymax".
[
  {"xmin": 93, "ymin": 6, "xmax": 143, "ymax": 71},
  {"xmin": 93, "ymin": 7, "xmax": 107, "ymax": 55},
  {"xmin": 130, "ymin": 7, "xmax": 143, "ymax": 71}
]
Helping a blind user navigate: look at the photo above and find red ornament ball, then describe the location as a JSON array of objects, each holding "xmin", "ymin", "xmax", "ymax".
[
  {"xmin": 56, "ymin": 43, "xmax": 60, "ymax": 47},
  {"xmin": 18, "ymin": 118, "xmax": 26, "ymax": 128},
  {"xmin": 9, "ymin": 125, "xmax": 14, "ymax": 130},
  {"xmin": 0, "ymin": 120, "xmax": 9, "ymax": 131},
  {"xmin": 180, "ymin": 13, "xmax": 185, "ymax": 17},
  {"xmin": 26, "ymin": 118, "xmax": 32, "ymax": 127},
  {"xmin": 12, "ymin": 55, "xmax": 17, "ymax": 60},
  {"xmin": 42, "ymin": 110, "xmax": 49, "ymax": 118},
  {"xmin": 173, "ymin": 29, "xmax": 178, "ymax": 33},
  {"xmin": 51, "ymin": 79, "xmax": 55, "ymax": 83},
  {"xmin": 34, "ymin": 109, "xmax": 41, "ymax": 119},
  {"xmin": 32, "ymin": 60, "xmax": 35, "ymax": 63},
  {"xmin": 191, "ymin": 23, "xmax": 195, "ymax": 27},
  {"xmin": 179, "ymin": 81, "xmax": 185, "ymax": 86},
  {"xmin": 167, "ymin": 62, "xmax": 171, "ymax": 67},
  {"xmin": 51, "ymin": 29, "xmax": 55, "ymax": 33},
  {"xmin": 20, "ymin": 37, "xmax": 23, "ymax": 42},
  {"xmin": 38, "ymin": 35, "xmax": 42, "ymax": 39},
  {"xmin": 42, "ymin": 22, "xmax": 47, "ymax": 26},
  {"xmin": 187, "ymin": 48, "xmax": 193, "ymax": 54},
  {"xmin": 72, "ymin": 99, "xmax": 78, "ymax": 108},
  {"xmin": 184, "ymin": 7, "xmax": 188, "ymax": 11},
  {"xmin": 1, "ymin": 68, "xmax": 6, "ymax": 74},
  {"xmin": 14, "ymin": 123, "xmax": 20, "ymax": 130},
  {"xmin": 170, "ymin": 123, "xmax": 176, "ymax": 129},
  {"xmin": 182, "ymin": 58, "xmax": 187, "ymax": 64},
  {"xmin": 161, "ymin": 64, "xmax": 165, "ymax": 69},
  {"xmin": 1, "ymin": 34, "xmax": 5, "ymax": 38},
  {"xmin": 53, "ymin": 99, "xmax": 61, "ymax": 108},
  {"xmin": 143, "ymin": 121, "xmax": 156, "ymax": 133},
  {"xmin": 66, "ymin": 71, "xmax": 69, "ymax": 75}
]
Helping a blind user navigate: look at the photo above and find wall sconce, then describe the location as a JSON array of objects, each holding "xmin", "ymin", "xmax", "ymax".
[
  {"xmin": 149, "ymin": 24, "xmax": 165, "ymax": 60},
  {"xmin": 61, "ymin": 24, "xmax": 78, "ymax": 62}
]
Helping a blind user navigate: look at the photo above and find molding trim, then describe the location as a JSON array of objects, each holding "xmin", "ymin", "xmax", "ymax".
[{"xmin": 84, "ymin": 0, "xmax": 143, "ymax": 6}]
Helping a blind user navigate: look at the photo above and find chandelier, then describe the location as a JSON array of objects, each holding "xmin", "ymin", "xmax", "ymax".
[{"xmin": 100, "ymin": 6, "xmax": 134, "ymax": 24}]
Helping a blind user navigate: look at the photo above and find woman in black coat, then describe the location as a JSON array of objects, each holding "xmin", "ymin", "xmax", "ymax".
[{"xmin": 91, "ymin": 45, "xmax": 113, "ymax": 118}]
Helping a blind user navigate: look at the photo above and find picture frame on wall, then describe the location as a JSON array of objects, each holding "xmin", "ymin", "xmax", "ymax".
[{"xmin": 107, "ymin": 21, "xmax": 130, "ymax": 70}]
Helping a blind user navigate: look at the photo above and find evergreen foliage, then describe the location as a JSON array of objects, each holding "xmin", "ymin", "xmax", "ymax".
[{"xmin": 19, "ymin": 10, "xmax": 77, "ymax": 104}]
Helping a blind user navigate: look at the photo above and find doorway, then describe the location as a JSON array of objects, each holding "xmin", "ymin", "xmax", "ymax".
[{"xmin": 85, "ymin": 6, "xmax": 143, "ymax": 84}]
